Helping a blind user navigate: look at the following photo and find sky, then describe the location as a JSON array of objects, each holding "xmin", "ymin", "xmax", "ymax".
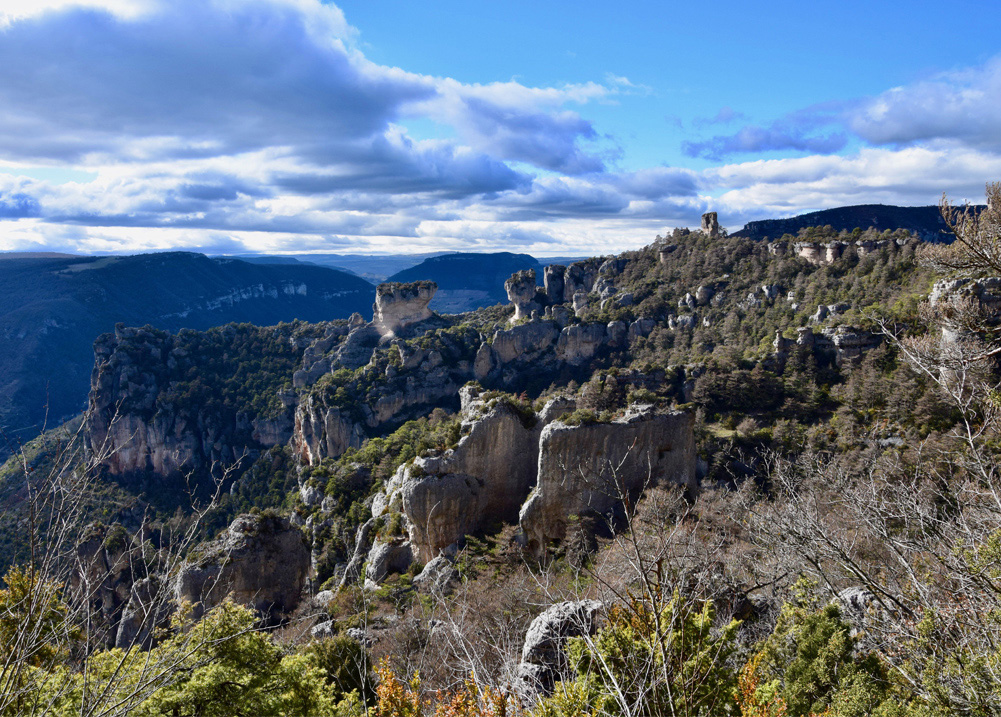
[{"xmin": 1, "ymin": 0, "xmax": 1001, "ymax": 256}]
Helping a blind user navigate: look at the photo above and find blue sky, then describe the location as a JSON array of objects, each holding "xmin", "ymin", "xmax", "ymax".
[{"xmin": 1, "ymin": 0, "xmax": 1000, "ymax": 256}]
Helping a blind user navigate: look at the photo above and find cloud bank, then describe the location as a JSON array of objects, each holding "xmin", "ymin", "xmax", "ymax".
[{"xmin": 0, "ymin": 0, "xmax": 999, "ymax": 256}]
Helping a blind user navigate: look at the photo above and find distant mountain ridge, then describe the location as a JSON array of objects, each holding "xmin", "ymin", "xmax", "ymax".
[
  {"xmin": 731, "ymin": 203, "xmax": 966, "ymax": 242},
  {"xmin": 0, "ymin": 252, "xmax": 375, "ymax": 449}
]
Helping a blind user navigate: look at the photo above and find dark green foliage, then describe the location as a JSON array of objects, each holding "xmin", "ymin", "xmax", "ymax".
[
  {"xmin": 752, "ymin": 597, "xmax": 893, "ymax": 717},
  {"xmin": 304, "ymin": 635, "xmax": 376, "ymax": 704}
]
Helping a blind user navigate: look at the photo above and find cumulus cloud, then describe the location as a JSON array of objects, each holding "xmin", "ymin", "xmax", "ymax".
[
  {"xmin": 685, "ymin": 55, "xmax": 1001, "ymax": 161},
  {"xmin": 1, "ymin": 0, "xmax": 999, "ymax": 256}
]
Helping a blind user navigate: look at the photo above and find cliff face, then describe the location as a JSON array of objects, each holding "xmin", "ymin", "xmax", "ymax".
[
  {"xmin": 374, "ymin": 281, "xmax": 437, "ymax": 335},
  {"xmin": 520, "ymin": 407, "xmax": 696, "ymax": 556},
  {"xmin": 289, "ymin": 270, "xmax": 659, "ymax": 467},
  {"xmin": 85, "ymin": 322, "xmax": 317, "ymax": 484},
  {"xmin": 396, "ymin": 390, "xmax": 542, "ymax": 562},
  {"xmin": 357, "ymin": 391, "xmax": 695, "ymax": 578},
  {"xmin": 175, "ymin": 513, "xmax": 310, "ymax": 622}
]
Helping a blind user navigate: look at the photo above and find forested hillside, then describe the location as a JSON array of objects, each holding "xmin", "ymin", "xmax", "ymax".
[
  {"xmin": 4, "ymin": 193, "xmax": 1001, "ymax": 717},
  {"xmin": 0, "ymin": 252, "xmax": 375, "ymax": 452}
]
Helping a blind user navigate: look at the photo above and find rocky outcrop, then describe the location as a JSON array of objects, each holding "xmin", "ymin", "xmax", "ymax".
[
  {"xmin": 413, "ymin": 556, "xmax": 460, "ymax": 595},
  {"xmin": 374, "ymin": 281, "xmax": 437, "ymax": 336},
  {"xmin": 339, "ymin": 517, "xmax": 378, "ymax": 588},
  {"xmin": 294, "ymin": 396, "xmax": 366, "ymax": 466},
  {"xmin": 491, "ymin": 321, "xmax": 561, "ymax": 365},
  {"xmin": 520, "ymin": 407, "xmax": 696, "ymax": 556},
  {"xmin": 116, "ymin": 576, "xmax": 170, "ymax": 650},
  {"xmin": 85, "ymin": 323, "xmax": 310, "ymax": 481},
  {"xmin": 518, "ymin": 600, "xmax": 603, "ymax": 694},
  {"xmin": 72, "ymin": 524, "xmax": 138, "ymax": 647},
  {"xmin": 175, "ymin": 513, "xmax": 309, "ymax": 622},
  {"xmin": 556, "ymin": 323, "xmax": 607, "ymax": 365},
  {"xmin": 564, "ymin": 259, "xmax": 603, "ymax": 303},
  {"xmin": 771, "ymin": 325, "xmax": 882, "ymax": 370},
  {"xmin": 795, "ymin": 239, "xmax": 899, "ymax": 266},
  {"xmin": 391, "ymin": 390, "xmax": 541, "ymax": 562},
  {"xmin": 544, "ymin": 265, "xmax": 566, "ymax": 305},
  {"xmin": 929, "ymin": 276, "xmax": 1001, "ymax": 312},
  {"xmin": 506, "ymin": 270, "xmax": 542, "ymax": 322},
  {"xmin": 364, "ymin": 538, "xmax": 413, "ymax": 584},
  {"xmin": 701, "ymin": 211, "xmax": 720, "ymax": 238}
]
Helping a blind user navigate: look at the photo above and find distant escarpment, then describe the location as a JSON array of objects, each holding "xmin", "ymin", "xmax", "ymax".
[
  {"xmin": 0, "ymin": 251, "xmax": 375, "ymax": 453},
  {"xmin": 731, "ymin": 203, "xmax": 963, "ymax": 242}
]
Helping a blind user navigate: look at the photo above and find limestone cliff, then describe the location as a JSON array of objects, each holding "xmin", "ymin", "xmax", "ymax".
[
  {"xmin": 355, "ymin": 394, "xmax": 696, "ymax": 582},
  {"xmin": 520, "ymin": 407, "xmax": 696, "ymax": 556},
  {"xmin": 175, "ymin": 513, "xmax": 310, "ymax": 622},
  {"xmin": 85, "ymin": 322, "xmax": 317, "ymax": 483},
  {"xmin": 374, "ymin": 281, "xmax": 437, "ymax": 335}
]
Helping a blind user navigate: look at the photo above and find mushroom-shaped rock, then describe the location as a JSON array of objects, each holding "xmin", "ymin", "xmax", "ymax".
[
  {"xmin": 518, "ymin": 600, "xmax": 603, "ymax": 694},
  {"xmin": 175, "ymin": 513, "xmax": 310, "ymax": 622},
  {"xmin": 374, "ymin": 281, "xmax": 437, "ymax": 335},
  {"xmin": 506, "ymin": 269, "xmax": 540, "ymax": 322},
  {"xmin": 520, "ymin": 407, "xmax": 696, "ymax": 556}
]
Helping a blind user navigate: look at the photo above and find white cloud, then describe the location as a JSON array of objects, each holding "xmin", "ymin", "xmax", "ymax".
[{"xmin": 1, "ymin": 0, "xmax": 999, "ymax": 256}]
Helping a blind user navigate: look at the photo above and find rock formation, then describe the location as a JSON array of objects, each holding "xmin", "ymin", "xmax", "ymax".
[
  {"xmin": 518, "ymin": 600, "xmax": 603, "ymax": 694},
  {"xmin": 520, "ymin": 407, "xmax": 696, "ymax": 556},
  {"xmin": 85, "ymin": 323, "xmax": 310, "ymax": 481},
  {"xmin": 701, "ymin": 211, "xmax": 720, "ymax": 238},
  {"xmin": 381, "ymin": 387, "xmax": 541, "ymax": 562},
  {"xmin": 374, "ymin": 281, "xmax": 437, "ymax": 335},
  {"xmin": 175, "ymin": 513, "xmax": 310, "ymax": 622},
  {"xmin": 294, "ymin": 397, "xmax": 366, "ymax": 466},
  {"xmin": 505, "ymin": 269, "xmax": 544, "ymax": 323},
  {"xmin": 544, "ymin": 265, "xmax": 566, "ymax": 305}
]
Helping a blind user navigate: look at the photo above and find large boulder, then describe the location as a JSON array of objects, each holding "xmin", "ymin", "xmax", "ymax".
[
  {"xmin": 412, "ymin": 556, "xmax": 460, "ymax": 595},
  {"xmin": 365, "ymin": 538, "xmax": 413, "ymax": 583},
  {"xmin": 175, "ymin": 513, "xmax": 310, "ymax": 622},
  {"xmin": 518, "ymin": 600, "xmax": 603, "ymax": 694},
  {"xmin": 520, "ymin": 407, "xmax": 696, "ymax": 556}
]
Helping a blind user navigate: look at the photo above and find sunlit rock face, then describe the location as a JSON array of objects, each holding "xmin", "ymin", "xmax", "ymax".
[
  {"xmin": 701, "ymin": 211, "xmax": 720, "ymax": 238},
  {"xmin": 374, "ymin": 281, "xmax": 437, "ymax": 336},
  {"xmin": 520, "ymin": 406, "xmax": 696, "ymax": 557},
  {"xmin": 505, "ymin": 269, "xmax": 540, "ymax": 322}
]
